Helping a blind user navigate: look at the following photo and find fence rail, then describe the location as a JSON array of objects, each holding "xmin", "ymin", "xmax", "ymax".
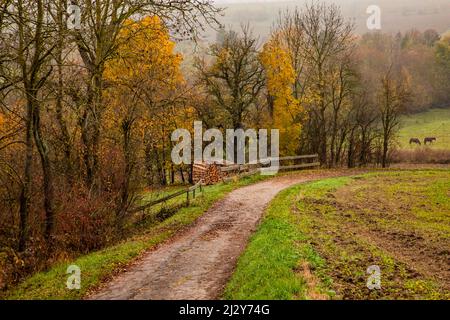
[
  {"xmin": 260, "ymin": 154, "xmax": 318, "ymax": 162},
  {"xmin": 128, "ymin": 180, "xmax": 203, "ymax": 213},
  {"xmin": 220, "ymin": 163, "xmax": 254, "ymax": 173},
  {"xmin": 278, "ymin": 154, "xmax": 319, "ymax": 161},
  {"xmin": 276, "ymin": 154, "xmax": 320, "ymax": 171},
  {"xmin": 221, "ymin": 154, "xmax": 320, "ymax": 174},
  {"xmin": 278, "ymin": 162, "xmax": 321, "ymax": 171},
  {"xmin": 257, "ymin": 154, "xmax": 320, "ymax": 171}
]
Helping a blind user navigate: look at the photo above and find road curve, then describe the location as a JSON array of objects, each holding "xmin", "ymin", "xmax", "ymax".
[{"xmin": 89, "ymin": 170, "xmax": 357, "ymax": 300}]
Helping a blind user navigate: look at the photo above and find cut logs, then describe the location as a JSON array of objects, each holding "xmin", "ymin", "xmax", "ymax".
[{"xmin": 193, "ymin": 163, "xmax": 224, "ymax": 185}]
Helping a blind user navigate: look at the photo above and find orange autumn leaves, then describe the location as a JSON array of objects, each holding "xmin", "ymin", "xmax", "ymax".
[
  {"xmin": 260, "ymin": 40, "xmax": 304, "ymax": 155},
  {"xmin": 105, "ymin": 16, "xmax": 183, "ymax": 87},
  {"xmin": 103, "ymin": 16, "xmax": 186, "ymax": 142}
]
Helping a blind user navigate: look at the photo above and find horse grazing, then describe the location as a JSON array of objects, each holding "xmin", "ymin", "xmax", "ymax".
[
  {"xmin": 424, "ymin": 137, "xmax": 437, "ymax": 145},
  {"xmin": 409, "ymin": 138, "xmax": 421, "ymax": 145}
]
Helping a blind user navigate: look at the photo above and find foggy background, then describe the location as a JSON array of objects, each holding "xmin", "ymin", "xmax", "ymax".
[{"xmin": 206, "ymin": 0, "xmax": 450, "ymax": 41}]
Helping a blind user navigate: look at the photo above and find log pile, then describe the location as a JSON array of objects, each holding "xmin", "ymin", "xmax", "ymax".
[
  {"xmin": 203, "ymin": 163, "xmax": 223, "ymax": 185},
  {"xmin": 192, "ymin": 163, "xmax": 224, "ymax": 185}
]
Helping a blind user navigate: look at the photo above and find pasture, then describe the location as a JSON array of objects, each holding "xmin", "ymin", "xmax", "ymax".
[{"xmin": 398, "ymin": 108, "xmax": 450, "ymax": 150}]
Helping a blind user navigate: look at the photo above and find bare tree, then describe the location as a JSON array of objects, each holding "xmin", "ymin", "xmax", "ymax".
[
  {"xmin": 275, "ymin": 3, "xmax": 355, "ymax": 164},
  {"xmin": 378, "ymin": 64, "xmax": 410, "ymax": 168},
  {"xmin": 2, "ymin": 0, "xmax": 58, "ymax": 250},
  {"xmin": 194, "ymin": 26, "xmax": 265, "ymax": 130},
  {"xmin": 346, "ymin": 89, "xmax": 379, "ymax": 168},
  {"xmin": 328, "ymin": 54, "xmax": 357, "ymax": 166}
]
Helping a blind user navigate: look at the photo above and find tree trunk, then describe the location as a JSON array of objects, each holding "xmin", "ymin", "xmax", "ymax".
[
  {"xmin": 382, "ymin": 135, "xmax": 389, "ymax": 168},
  {"xmin": 32, "ymin": 100, "xmax": 56, "ymax": 246},
  {"xmin": 55, "ymin": 0, "xmax": 73, "ymax": 182},
  {"xmin": 18, "ymin": 101, "xmax": 34, "ymax": 252},
  {"xmin": 170, "ymin": 164, "xmax": 175, "ymax": 185},
  {"xmin": 347, "ymin": 129, "xmax": 355, "ymax": 168},
  {"xmin": 80, "ymin": 72, "xmax": 102, "ymax": 189},
  {"xmin": 179, "ymin": 167, "xmax": 185, "ymax": 184},
  {"xmin": 117, "ymin": 120, "xmax": 134, "ymax": 233}
]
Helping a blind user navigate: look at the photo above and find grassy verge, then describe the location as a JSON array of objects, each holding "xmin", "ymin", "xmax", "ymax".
[
  {"xmin": 4, "ymin": 173, "xmax": 269, "ymax": 300},
  {"xmin": 224, "ymin": 170, "xmax": 450, "ymax": 300}
]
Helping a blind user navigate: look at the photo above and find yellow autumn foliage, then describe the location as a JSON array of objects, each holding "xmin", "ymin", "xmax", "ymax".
[
  {"xmin": 104, "ymin": 16, "xmax": 186, "ymax": 146},
  {"xmin": 105, "ymin": 16, "xmax": 183, "ymax": 86},
  {"xmin": 260, "ymin": 40, "xmax": 303, "ymax": 155}
]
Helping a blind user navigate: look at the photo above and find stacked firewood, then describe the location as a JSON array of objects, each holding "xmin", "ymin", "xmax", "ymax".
[{"xmin": 192, "ymin": 163, "xmax": 224, "ymax": 185}]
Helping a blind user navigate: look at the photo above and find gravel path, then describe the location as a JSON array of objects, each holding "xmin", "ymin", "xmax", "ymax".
[{"xmin": 89, "ymin": 170, "xmax": 358, "ymax": 300}]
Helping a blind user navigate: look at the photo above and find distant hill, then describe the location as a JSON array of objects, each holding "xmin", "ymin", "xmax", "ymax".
[{"xmin": 205, "ymin": 0, "xmax": 450, "ymax": 42}]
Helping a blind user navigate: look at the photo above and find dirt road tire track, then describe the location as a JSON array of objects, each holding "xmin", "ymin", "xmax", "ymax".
[{"xmin": 89, "ymin": 170, "xmax": 363, "ymax": 300}]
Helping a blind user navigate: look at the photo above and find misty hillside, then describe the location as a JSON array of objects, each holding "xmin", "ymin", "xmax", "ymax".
[{"xmin": 205, "ymin": 0, "xmax": 450, "ymax": 41}]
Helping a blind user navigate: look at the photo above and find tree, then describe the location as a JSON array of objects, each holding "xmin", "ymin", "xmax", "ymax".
[
  {"xmin": 434, "ymin": 34, "xmax": 450, "ymax": 106},
  {"xmin": 273, "ymin": 9, "xmax": 306, "ymax": 102},
  {"xmin": 378, "ymin": 65, "xmax": 411, "ymax": 168},
  {"xmin": 327, "ymin": 54, "xmax": 357, "ymax": 166},
  {"xmin": 195, "ymin": 26, "xmax": 265, "ymax": 130},
  {"xmin": 436, "ymin": 34, "xmax": 450, "ymax": 68},
  {"xmin": 423, "ymin": 29, "xmax": 440, "ymax": 47},
  {"xmin": 346, "ymin": 89, "xmax": 379, "ymax": 168},
  {"xmin": 70, "ymin": 0, "xmax": 220, "ymax": 188},
  {"xmin": 2, "ymin": 0, "xmax": 59, "ymax": 250},
  {"xmin": 260, "ymin": 39, "xmax": 303, "ymax": 155},
  {"xmin": 104, "ymin": 16, "xmax": 184, "ymax": 230},
  {"xmin": 274, "ymin": 4, "xmax": 355, "ymax": 165}
]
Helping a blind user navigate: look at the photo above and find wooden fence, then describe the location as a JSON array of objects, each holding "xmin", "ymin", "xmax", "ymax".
[
  {"xmin": 221, "ymin": 163, "xmax": 261, "ymax": 182},
  {"xmin": 223, "ymin": 154, "xmax": 320, "ymax": 172},
  {"xmin": 129, "ymin": 154, "xmax": 319, "ymax": 213},
  {"xmin": 274, "ymin": 154, "xmax": 320, "ymax": 171},
  {"xmin": 128, "ymin": 180, "xmax": 203, "ymax": 214}
]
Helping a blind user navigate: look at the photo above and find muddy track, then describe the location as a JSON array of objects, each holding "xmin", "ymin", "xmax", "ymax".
[{"xmin": 89, "ymin": 170, "xmax": 363, "ymax": 300}]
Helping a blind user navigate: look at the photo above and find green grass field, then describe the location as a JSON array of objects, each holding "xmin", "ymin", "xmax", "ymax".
[
  {"xmin": 224, "ymin": 170, "xmax": 450, "ymax": 300},
  {"xmin": 398, "ymin": 108, "xmax": 450, "ymax": 150}
]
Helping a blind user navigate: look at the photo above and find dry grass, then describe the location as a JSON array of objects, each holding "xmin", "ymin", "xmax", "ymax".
[{"xmin": 392, "ymin": 148, "xmax": 450, "ymax": 164}]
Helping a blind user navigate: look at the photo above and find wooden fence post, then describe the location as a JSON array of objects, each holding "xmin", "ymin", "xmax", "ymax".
[{"xmin": 186, "ymin": 190, "xmax": 190, "ymax": 206}]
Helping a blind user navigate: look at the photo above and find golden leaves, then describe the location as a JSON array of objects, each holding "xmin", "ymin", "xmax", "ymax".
[{"xmin": 260, "ymin": 40, "xmax": 304, "ymax": 154}]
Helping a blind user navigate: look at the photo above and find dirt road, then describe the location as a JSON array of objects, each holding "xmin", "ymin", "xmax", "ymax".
[{"xmin": 89, "ymin": 170, "xmax": 361, "ymax": 300}]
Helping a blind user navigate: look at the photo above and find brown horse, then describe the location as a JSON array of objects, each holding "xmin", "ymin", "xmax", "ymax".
[
  {"xmin": 409, "ymin": 138, "xmax": 421, "ymax": 145},
  {"xmin": 424, "ymin": 137, "xmax": 437, "ymax": 145}
]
